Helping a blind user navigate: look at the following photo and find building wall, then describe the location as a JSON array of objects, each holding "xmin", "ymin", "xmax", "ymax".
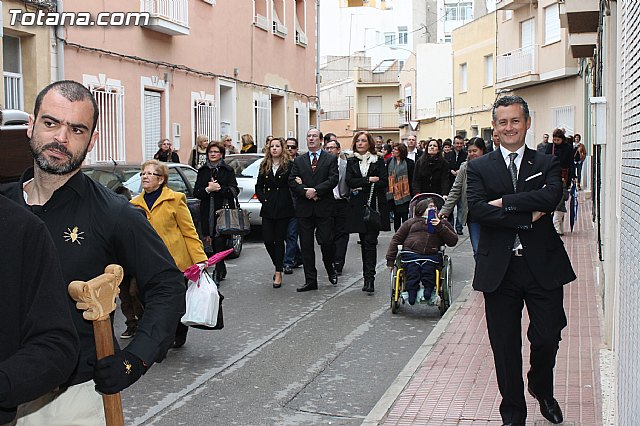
[
  {"xmin": 415, "ymin": 43, "xmax": 452, "ymax": 119},
  {"xmin": 62, "ymin": 0, "xmax": 316, "ymax": 163},
  {"xmin": 452, "ymin": 12, "xmax": 496, "ymax": 140},
  {"xmin": 1, "ymin": 0, "xmax": 53, "ymax": 113}
]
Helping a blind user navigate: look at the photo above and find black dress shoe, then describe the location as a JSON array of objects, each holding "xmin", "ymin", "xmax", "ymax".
[
  {"xmin": 501, "ymin": 423, "xmax": 524, "ymax": 426},
  {"xmin": 329, "ymin": 273, "xmax": 338, "ymax": 285},
  {"xmin": 456, "ymin": 229, "xmax": 463, "ymax": 235},
  {"xmin": 528, "ymin": 387, "xmax": 563, "ymax": 424},
  {"xmin": 334, "ymin": 263, "xmax": 343, "ymax": 275},
  {"xmin": 284, "ymin": 266, "xmax": 293, "ymax": 275},
  {"xmin": 296, "ymin": 283, "xmax": 318, "ymax": 292}
]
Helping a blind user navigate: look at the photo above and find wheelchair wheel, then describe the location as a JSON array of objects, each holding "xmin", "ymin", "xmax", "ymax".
[
  {"xmin": 438, "ymin": 255, "xmax": 453, "ymax": 316},
  {"xmin": 390, "ymin": 266, "xmax": 403, "ymax": 314}
]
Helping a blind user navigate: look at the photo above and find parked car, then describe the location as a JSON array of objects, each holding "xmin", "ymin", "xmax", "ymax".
[
  {"xmin": 82, "ymin": 162, "xmax": 243, "ymax": 258},
  {"xmin": 0, "ymin": 110, "xmax": 31, "ymax": 183},
  {"xmin": 224, "ymin": 153, "xmax": 264, "ymax": 226}
]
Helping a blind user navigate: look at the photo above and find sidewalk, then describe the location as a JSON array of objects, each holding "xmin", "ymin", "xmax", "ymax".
[{"xmin": 365, "ymin": 192, "xmax": 603, "ymax": 425}]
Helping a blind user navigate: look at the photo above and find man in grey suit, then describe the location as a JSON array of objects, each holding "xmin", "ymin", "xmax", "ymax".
[
  {"xmin": 289, "ymin": 128, "xmax": 339, "ymax": 292},
  {"xmin": 324, "ymin": 135, "xmax": 350, "ymax": 275}
]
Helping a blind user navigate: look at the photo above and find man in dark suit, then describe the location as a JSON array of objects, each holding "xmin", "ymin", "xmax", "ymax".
[
  {"xmin": 467, "ymin": 96, "xmax": 576, "ymax": 426},
  {"xmin": 324, "ymin": 137, "xmax": 350, "ymax": 275},
  {"xmin": 289, "ymin": 128, "xmax": 339, "ymax": 291},
  {"xmin": 444, "ymin": 135, "xmax": 468, "ymax": 234}
]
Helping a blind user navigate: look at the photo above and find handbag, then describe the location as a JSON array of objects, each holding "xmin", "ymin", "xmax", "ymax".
[
  {"xmin": 363, "ymin": 182, "xmax": 382, "ymax": 231},
  {"xmin": 181, "ymin": 270, "xmax": 224, "ymax": 330},
  {"xmin": 216, "ymin": 191, "xmax": 251, "ymax": 236}
]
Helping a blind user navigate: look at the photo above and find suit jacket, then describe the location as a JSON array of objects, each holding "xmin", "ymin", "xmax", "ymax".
[
  {"xmin": 444, "ymin": 149, "xmax": 467, "ymax": 171},
  {"xmin": 289, "ymin": 150, "xmax": 339, "ymax": 217},
  {"xmin": 130, "ymin": 187, "xmax": 207, "ymax": 271},
  {"xmin": 467, "ymin": 147, "xmax": 576, "ymax": 292},
  {"xmin": 255, "ymin": 161, "xmax": 294, "ymax": 219},
  {"xmin": 345, "ymin": 155, "xmax": 391, "ymax": 233}
]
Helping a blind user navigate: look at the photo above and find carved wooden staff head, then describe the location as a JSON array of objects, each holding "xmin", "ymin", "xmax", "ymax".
[{"xmin": 68, "ymin": 265, "xmax": 124, "ymax": 321}]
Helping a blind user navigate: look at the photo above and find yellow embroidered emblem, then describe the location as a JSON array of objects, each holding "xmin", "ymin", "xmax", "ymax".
[
  {"xmin": 63, "ymin": 226, "xmax": 85, "ymax": 245},
  {"xmin": 124, "ymin": 359, "xmax": 132, "ymax": 375}
]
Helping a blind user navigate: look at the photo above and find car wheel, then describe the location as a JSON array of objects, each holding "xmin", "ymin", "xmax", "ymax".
[{"xmin": 227, "ymin": 234, "xmax": 243, "ymax": 259}]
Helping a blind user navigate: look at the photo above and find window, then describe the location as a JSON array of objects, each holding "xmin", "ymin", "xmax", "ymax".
[
  {"xmin": 89, "ymin": 82, "xmax": 126, "ymax": 162},
  {"xmin": 405, "ymin": 95, "xmax": 412, "ymax": 122},
  {"xmin": 194, "ymin": 99, "xmax": 217, "ymax": 142},
  {"xmin": 521, "ymin": 18, "xmax": 535, "ymax": 50},
  {"xmin": 459, "ymin": 63, "xmax": 468, "ymax": 92},
  {"xmin": 444, "ymin": 34, "xmax": 452, "ymax": 43},
  {"xmin": 384, "ymin": 32, "xmax": 395, "ymax": 45},
  {"xmin": 544, "ymin": 3, "xmax": 561, "ymax": 44},
  {"xmin": 445, "ymin": 2, "xmax": 472, "ymax": 21},
  {"xmin": 294, "ymin": 100, "xmax": 309, "ymax": 141},
  {"xmin": 552, "ymin": 105, "xmax": 575, "ymax": 136},
  {"xmin": 254, "ymin": 93, "xmax": 272, "ymax": 150},
  {"xmin": 484, "ymin": 54, "xmax": 493, "ymax": 86},
  {"xmin": 143, "ymin": 90, "xmax": 162, "ymax": 160},
  {"xmin": 3, "ymin": 35, "xmax": 23, "ymax": 110},
  {"xmin": 398, "ymin": 26, "xmax": 408, "ymax": 44},
  {"xmin": 502, "ymin": 10, "xmax": 513, "ymax": 21}
]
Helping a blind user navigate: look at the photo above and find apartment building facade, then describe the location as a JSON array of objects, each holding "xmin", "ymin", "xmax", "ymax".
[
  {"xmin": 55, "ymin": 0, "xmax": 317, "ymax": 164},
  {"xmin": 451, "ymin": 12, "xmax": 495, "ymax": 142},
  {"xmin": 495, "ymin": 0, "xmax": 586, "ymax": 150},
  {"xmin": 1, "ymin": 0, "xmax": 55, "ymax": 113}
]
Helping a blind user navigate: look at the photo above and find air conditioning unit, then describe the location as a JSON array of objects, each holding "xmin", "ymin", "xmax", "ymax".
[{"xmin": 272, "ymin": 21, "xmax": 288, "ymax": 37}]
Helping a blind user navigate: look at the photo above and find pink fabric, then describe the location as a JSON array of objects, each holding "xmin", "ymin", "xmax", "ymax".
[{"xmin": 183, "ymin": 248, "xmax": 234, "ymax": 281}]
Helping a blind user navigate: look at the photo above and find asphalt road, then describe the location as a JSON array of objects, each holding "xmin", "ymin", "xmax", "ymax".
[{"xmin": 116, "ymin": 224, "xmax": 475, "ymax": 425}]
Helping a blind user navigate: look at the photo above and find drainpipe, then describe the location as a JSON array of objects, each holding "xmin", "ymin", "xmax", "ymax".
[
  {"xmin": 316, "ymin": 0, "xmax": 321, "ymax": 125},
  {"xmin": 55, "ymin": 0, "xmax": 64, "ymax": 80}
]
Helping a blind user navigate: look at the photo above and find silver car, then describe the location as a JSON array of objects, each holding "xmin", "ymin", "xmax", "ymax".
[{"xmin": 224, "ymin": 154, "xmax": 264, "ymax": 226}]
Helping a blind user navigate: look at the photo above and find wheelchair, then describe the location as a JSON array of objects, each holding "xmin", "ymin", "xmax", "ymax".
[{"xmin": 389, "ymin": 193, "xmax": 453, "ymax": 316}]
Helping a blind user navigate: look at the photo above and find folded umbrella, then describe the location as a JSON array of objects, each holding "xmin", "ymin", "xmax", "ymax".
[
  {"xmin": 183, "ymin": 248, "xmax": 234, "ymax": 282},
  {"xmin": 570, "ymin": 181, "xmax": 578, "ymax": 232}
]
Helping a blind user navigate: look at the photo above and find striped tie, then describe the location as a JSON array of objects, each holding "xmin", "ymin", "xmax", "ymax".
[
  {"xmin": 508, "ymin": 152, "xmax": 521, "ymax": 249},
  {"xmin": 311, "ymin": 152, "xmax": 317, "ymax": 173}
]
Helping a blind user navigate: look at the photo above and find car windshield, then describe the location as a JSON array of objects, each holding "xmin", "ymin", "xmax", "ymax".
[
  {"xmin": 225, "ymin": 156, "xmax": 262, "ymax": 179},
  {"xmin": 83, "ymin": 167, "xmax": 140, "ymax": 192}
]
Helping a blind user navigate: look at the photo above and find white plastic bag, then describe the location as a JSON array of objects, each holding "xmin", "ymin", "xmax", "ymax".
[{"xmin": 181, "ymin": 271, "xmax": 220, "ymax": 327}]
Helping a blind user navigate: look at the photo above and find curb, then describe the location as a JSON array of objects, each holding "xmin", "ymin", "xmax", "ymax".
[{"xmin": 361, "ymin": 281, "xmax": 475, "ymax": 425}]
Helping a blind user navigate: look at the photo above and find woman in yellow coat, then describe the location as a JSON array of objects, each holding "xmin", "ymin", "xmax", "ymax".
[{"xmin": 131, "ymin": 160, "xmax": 208, "ymax": 348}]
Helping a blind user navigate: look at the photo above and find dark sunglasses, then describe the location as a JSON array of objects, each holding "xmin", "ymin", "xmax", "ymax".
[{"xmin": 286, "ymin": 145, "xmax": 297, "ymax": 149}]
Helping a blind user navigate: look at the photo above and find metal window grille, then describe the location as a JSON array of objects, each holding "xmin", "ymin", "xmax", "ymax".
[
  {"xmin": 3, "ymin": 72, "xmax": 23, "ymax": 110},
  {"xmin": 89, "ymin": 84, "xmax": 126, "ymax": 163},
  {"xmin": 254, "ymin": 94, "xmax": 272, "ymax": 150},
  {"xmin": 552, "ymin": 105, "xmax": 575, "ymax": 136},
  {"xmin": 143, "ymin": 91, "xmax": 162, "ymax": 160},
  {"xmin": 194, "ymin": 100, "xmax": 217, "ymax": 142}
]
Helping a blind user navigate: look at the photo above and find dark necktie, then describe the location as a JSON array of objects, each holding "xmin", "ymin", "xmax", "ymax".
[
  {"xmin": 508, "ymin": 152, "xmax": 521, "ymax": 249},
  {"xmin": 311, "ymin": 152, "xmax": 317, "ymax": 173}
]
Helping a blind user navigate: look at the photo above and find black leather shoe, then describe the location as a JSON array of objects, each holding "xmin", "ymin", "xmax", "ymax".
[
  {"xmin": 456, "ymin": 229, "xmax": 463, "ymax": 235},
  {"xmin": 284, "ymin": 266, "xmax": 293, "ymax": 275},
  {"xmin": 366, "ymin": 281, "xmax": 375, "ymax": 293},
  {"xmin": 296, "ymin": 283, "xmax": 318, "ymax": 292},
  {"xmin": 329, "ymin": 273, "xmax": 338, "ymax": 285},
  {"xmin": 362, "ymin": 281, "xmax": 368, "ymax": 291},
  {"xmin": 334, "ymin": 263, "xmax": 343, "ymax": 275},
  {"xmin": 501, "ymin": 423, "xmax": 524, "ymax": 426},
  {"xmin": 528, "ymin": 387, "xmax": 563, "ymax": 424}
]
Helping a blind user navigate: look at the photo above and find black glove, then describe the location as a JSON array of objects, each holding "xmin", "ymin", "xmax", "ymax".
[
  {"xmin": 0, "ymin": 407, "xmax": 17, "ymax": 425},
  {"xmin": 93, "ymin": 350, "xmax": 144, "ymax": 394}
]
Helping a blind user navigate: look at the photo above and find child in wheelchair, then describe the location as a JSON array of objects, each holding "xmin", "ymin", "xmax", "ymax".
[{"xmin": 386, "ymin": 198, "xmax": 458, "ymax": 305}]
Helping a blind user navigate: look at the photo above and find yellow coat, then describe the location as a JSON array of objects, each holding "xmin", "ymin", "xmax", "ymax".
[{"xmin": 131, "ymin": 187, "xmax": 207, "ymax": 271}]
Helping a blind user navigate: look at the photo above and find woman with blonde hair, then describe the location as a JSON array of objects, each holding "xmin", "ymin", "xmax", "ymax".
[
  {"xmin": 189, "ymin": 134, "xmax": 209, "ymax": 169},
  {"xmin": 240, "ymin": 134, "xmax": 257, "ymax": 153},
  {"xmin": 255, "ymin": 138, "xmax": 294, "ymax": 287},
  {"xmin": 222, "ymin": 134, "xmax": 238, "ymax": 154},
  {"xmin": 130, "ymin": 160, "xmax": 208, "ymax": 348}
]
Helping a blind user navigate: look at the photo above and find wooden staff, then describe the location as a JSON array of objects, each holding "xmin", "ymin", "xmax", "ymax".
[{"xmin": 68, "ymin": 264, "xmax": 124, "ymax": 426}]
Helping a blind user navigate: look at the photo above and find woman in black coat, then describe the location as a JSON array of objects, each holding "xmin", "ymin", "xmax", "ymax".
[
  {"xmin": 154, "ymin": 138, "xmax": 180, "ymax": 163},
  {"xmin": 413, "ymin": 139, "xmax": 450, "ymax": 196},
  {"xmin": 346, "ymin": 131, "xmax": 390, "ymax": 293},
  {"xmin": 255, "ymin": 137, "xmax": 294, "ymax": 288},
  {"xmin": 194, "ymin": 141, "xmax": 239, "ymax": 282}
]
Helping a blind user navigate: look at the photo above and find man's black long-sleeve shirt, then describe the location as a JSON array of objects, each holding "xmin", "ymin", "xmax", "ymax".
[{"xmin": 2, "ymin": 169, "xmax": 185, "ymax": 386}]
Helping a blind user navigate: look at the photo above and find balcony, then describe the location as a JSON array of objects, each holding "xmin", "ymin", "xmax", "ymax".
[
  {"xmin": 356, "ymin": 113, "xmax": 401, "ymax": 130},
  {"xmin": 559, "ymin": 0, "xmax": 599, "ymax": 34},
  {"xmin": 559, "ymin": 0, "xmax": 599, "ymax": 58},
  {"xmin": 496, "ymin": 45, "xmax": 540, "ymax": 89},
  {"xmin": 356, "ymin": 66, "xmax": 400, "ymax": 85},
  {"xmin": 141, "ymin": 0, "xmax": 189, "ymax": 36},
  {"xmin": 320, "ymin": 110, "xmax": 350, "ymax": 121},
  {"xmin": 495, "ymin": 0, "xmax": 533, "ymax": 11}
]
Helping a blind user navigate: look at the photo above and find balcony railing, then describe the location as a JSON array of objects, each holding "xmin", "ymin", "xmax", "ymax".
[
  {"xmin": 3, "ymin": 72, "xmax": 23, "ymax": 110},
  {"xmin": 357, "ymin": 67, "xmax": 400, "ymax": 84},
  {"xmin": 320, "ymin": 110, "xmax": 350, "ymax": 121},
  {"xmin": 497, "ymin": 45, "xmax": 537, "ymax": 82},
  {"xmin": 141, "ymin": 0, "xmax": 189, "ymax": 36},
  {"xmin": 495, "ymin": 0, "xmax": 531, "ymax": 10},
  {"xmin": 356, "ymin": 113, "xmax": 401, "ymax": 130}
]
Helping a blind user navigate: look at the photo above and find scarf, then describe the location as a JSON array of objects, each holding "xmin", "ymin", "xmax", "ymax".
[
  {"xmin": 387, "ymin": 158, "xmax": 411, "ymax": 205},
  {"xmin": 354, "ymin": 151, "xmax": 377, "ymax": 178}
]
